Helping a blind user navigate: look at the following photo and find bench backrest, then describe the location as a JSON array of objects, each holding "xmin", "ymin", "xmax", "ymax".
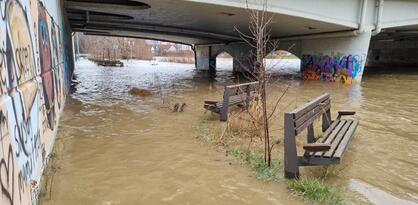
[
  {"xmin": 285, "ymin": 93, "xmax": 331, "ymax": 136},
  {"xmin": 223, "ymin": 81, "xmax": 258, "ymax": 101}
]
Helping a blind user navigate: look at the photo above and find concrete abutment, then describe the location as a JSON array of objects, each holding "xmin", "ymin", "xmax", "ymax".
[{"xmin": 300, "ymin": 32, "xmax": 372, "ymax": 84}]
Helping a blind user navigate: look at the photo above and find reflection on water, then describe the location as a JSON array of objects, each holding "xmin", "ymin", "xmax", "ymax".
[{"xmin": 41, "ymin": 59, "xmax": 418, "ymax": 205}]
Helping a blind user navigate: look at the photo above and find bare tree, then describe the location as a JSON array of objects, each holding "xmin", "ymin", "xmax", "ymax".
[{"xmin": 234, "ymin": 0, "xmax": 290, "ymax": 166}]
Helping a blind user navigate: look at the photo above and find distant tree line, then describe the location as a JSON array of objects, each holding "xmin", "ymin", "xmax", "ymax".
[{"xmin": 78, "ymin": 33, "xmax": 153, "ymax": 60}]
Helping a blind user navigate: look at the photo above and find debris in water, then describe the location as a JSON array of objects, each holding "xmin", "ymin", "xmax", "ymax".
[
  {"xmin": 128, "ymin": 87, "xmax": 152, "ymax": 97},
  {"xmin": 173, "ymin": 103, "xmax": 187, "ymax": 112}
]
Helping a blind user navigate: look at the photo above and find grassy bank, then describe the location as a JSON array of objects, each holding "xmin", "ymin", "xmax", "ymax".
[
  {"xmin": 289, "ymin": 177, "xmax": 346, "ymax": 205},
  {"xmin": 194, "ymin": 113, "xmax": 347, "ymax": 205},
  {"xmin": 228, "ymin": 148, "xmax": 281, "ymax": 182}
]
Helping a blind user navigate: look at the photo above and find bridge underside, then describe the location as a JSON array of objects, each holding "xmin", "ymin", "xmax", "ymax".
[
  {"xmin": 65, "ymin": 0, "xmax": 418, "ymax": 83},
  {"xmin": 65, "ymin": 0, "xmax": 357, "ymax": 45}
]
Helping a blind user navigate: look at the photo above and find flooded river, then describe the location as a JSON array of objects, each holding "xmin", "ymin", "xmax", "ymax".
[{"xmin": 40, "ymin": 59, "xmax": 418, "ymax": 205}]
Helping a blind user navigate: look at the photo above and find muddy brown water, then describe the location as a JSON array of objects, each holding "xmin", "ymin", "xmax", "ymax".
[{"xmin": 40, "ymin": 59, "xmax": 418, "ymax": 205}]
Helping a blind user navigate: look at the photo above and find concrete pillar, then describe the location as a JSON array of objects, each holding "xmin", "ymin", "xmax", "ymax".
[
  {"xmin": 195, "ymin": 46, "xmax": 210, "ymax": 71},
  {"xmin": 232, "ymin": 45, "xmax": 255, "ymax": 73},
  {"xmin": 195, "ymin": 44, "xmax": 254, "ymax": 72},
  {"xmin": 300, "ymin": 32, "xmax": 372, "ymax": 84}
]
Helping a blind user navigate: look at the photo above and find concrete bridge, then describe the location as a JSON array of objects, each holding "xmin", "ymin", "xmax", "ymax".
[
  {"xmin": 66, "ymin": 0, "xmax": 418, "ymax": 83},
  {"xmin": 0, "ymin": 0, "xmax": 417, "ymax": 204}
]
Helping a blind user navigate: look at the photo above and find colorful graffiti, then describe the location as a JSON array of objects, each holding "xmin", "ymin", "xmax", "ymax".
[
  {"xmin": 0, "ymin": 0, "xmax": 72, "ymax": 205},
  {"xmin": 301, "ymin": 53, "xmax": 365, "ymax": 84}
]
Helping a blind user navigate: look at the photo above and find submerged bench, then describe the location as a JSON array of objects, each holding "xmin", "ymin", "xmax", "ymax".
[
  {"xmin": 284, "ymin": 93, "xmax": 358, "ymax": 178},
  {"xmin": 204, "ymin": 81, "xmax": 258, "ymax": 121}
]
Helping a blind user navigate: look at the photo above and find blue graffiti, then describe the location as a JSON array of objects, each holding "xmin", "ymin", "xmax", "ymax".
[{"xmin": 301, "ymin": 54, "xmax": 364, "ymax": 82}]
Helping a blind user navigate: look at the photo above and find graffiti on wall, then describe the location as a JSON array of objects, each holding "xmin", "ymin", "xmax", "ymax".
[
  {"xmin": 301, "ymin": 53, "xmax": 366, "ymax": 84},
  {"xmin": 0, "ymin": 0, "xmax": 71, "ymax": 204}
]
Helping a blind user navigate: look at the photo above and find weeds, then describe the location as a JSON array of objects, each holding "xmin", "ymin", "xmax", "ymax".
[
  {"xmin": 288, "ymin": 177, "xmax": 346, "ymax": 205},
  {"xmin": 228, "ymin": 148, "xmax": 281, "ymax": 182}
]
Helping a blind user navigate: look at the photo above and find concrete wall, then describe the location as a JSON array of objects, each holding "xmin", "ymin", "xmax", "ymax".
[
  {"xmin": 300, "ymin": 32, "xmax": 372, "ymax": 84},
  {"xmin": 367, "ymin": 39, "xmax": 418, "ymax": 68},
  {"xmin": 0, "ymin": 0, "xmax": 73, "ymax": 204}
]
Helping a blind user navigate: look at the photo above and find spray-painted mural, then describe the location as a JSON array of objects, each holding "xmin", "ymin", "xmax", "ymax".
[
  {"xmin": 0, "ymin": 0, "xmax": 72, "ymax": 204},
  {"xmin": 301, "ymin": 53, "xmax": 366, "ymax": 84}
]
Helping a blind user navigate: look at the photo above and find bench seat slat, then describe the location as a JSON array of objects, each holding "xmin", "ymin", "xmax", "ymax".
[
  {"xmin": 305, "ymin": 120, "xmax": 340, "ymax": 156},
  {"xmin": 204, "ymin": 94, "xmax": 248, "ymax": 108},
  {"xmin": 312, "ymin": 120, "xmax": 347, "ymax": 157},
  {"xmin": 323, "ymin": 121, "xmax": 352, "ymax": 158},
  {"xmin": 321, "ymin": 120, "xmax": 340, "ymax": 139},
  {"xmin": 333, "ymin": 120, "xmax": 358, "ymax": 158}
]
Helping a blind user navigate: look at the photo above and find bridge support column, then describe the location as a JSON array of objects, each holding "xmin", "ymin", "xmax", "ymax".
[
  {"xmin": 300, "ymin": 32, "xmax": 372, "ymax": 84},
  {"xmin": 195, "ymin": 44, "xmax": 255, "ymax": 73},
  {"xmin": 195, "ymin": 46, "xmax": 212, "ymax": 71},
  {"xmin": 231, "ymin": 44, "xmax": 255, "ymax": 73}
]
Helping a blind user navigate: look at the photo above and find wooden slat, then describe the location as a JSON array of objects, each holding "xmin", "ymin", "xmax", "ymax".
[
  {"xmin": 226, "ymin": 82, "xmax": 258, "ymax": 95},
  {"xmin": 225, "ymin": 81, "xmax": 258, "ymax": 89},
  {"xmin": 294, "ymin": 102, "xmax": 331, "ymax": 135},
  {"xmin": 227, "ymin": 87, "xmax": 244, "ymax": 96},
  {"xmin": 294, "ymin": 100, "xmax": 330, "ymax": 128},
  {"xmin": 333, "ymin": 120, "xmax": 358, "ymax": 158},
  {"xmin": 215, "ymin": 94, "xmax": 248, "ymax": 108},
  {"xmin": 323, "ymin": 121, "xmax": 352, "ymax": 158},
  {"xmin": 313, "ymin": 121, "xmax": 346, "ymax": 157},
  {"xmin": 303, "ymin": 143, "xmax": 331, "ymax": 152},
  {"xmin": 305, "ymin": 120, "xmax": 340, "ymax": 156},
  {"xmin": 320, "ymin": 120, "xmax": 340, "ymax": 141},
  {"xmin": 290, "ymin": 93, "xmax": 330, "ymax": 118},
  {"xmin": 295, "ymin": 99, "xmax": 330, "ymax": 121}
]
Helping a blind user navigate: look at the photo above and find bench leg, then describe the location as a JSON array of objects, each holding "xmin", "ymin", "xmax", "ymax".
[
  {"xmin": 220, "ymin": 89, "xmax": 229, "ymax": 121},
  {"xmin": 284, "ymin": 138, "xmax": 300, "ymax": 178},
  {"xmin": 284, "ymin": 113, "xmax": 300, "ymax": 179},
  {"xmin": 220, "ymin": 106, "xmax": 228, "ymax": 121}
]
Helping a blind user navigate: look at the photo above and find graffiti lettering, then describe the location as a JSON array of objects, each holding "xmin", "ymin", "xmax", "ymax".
[
  {"xmin": 301, "ymin": 54, "xmax": 366, "ymax": 84},
  {"xmin": 1, "ymin": 0, "xmax": 71, "ymax": 204}
]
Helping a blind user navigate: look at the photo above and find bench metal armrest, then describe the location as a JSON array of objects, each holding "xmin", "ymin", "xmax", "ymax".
[
  {"xmin": 204, "ymin": 100, "xmax": 218, "ymax": 105},
  {"xmin": 337, "ymin": 111, "xmax": 356, "ymax": 119}
]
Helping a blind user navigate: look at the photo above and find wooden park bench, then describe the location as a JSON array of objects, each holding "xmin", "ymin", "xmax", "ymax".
[
  {"xmin": 284, "ymin": 93, "xmax": 358, "ymax": 178},
  {"xmin": 204, "ymin": 81, "xmax": 258, "ymax": 121}
]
